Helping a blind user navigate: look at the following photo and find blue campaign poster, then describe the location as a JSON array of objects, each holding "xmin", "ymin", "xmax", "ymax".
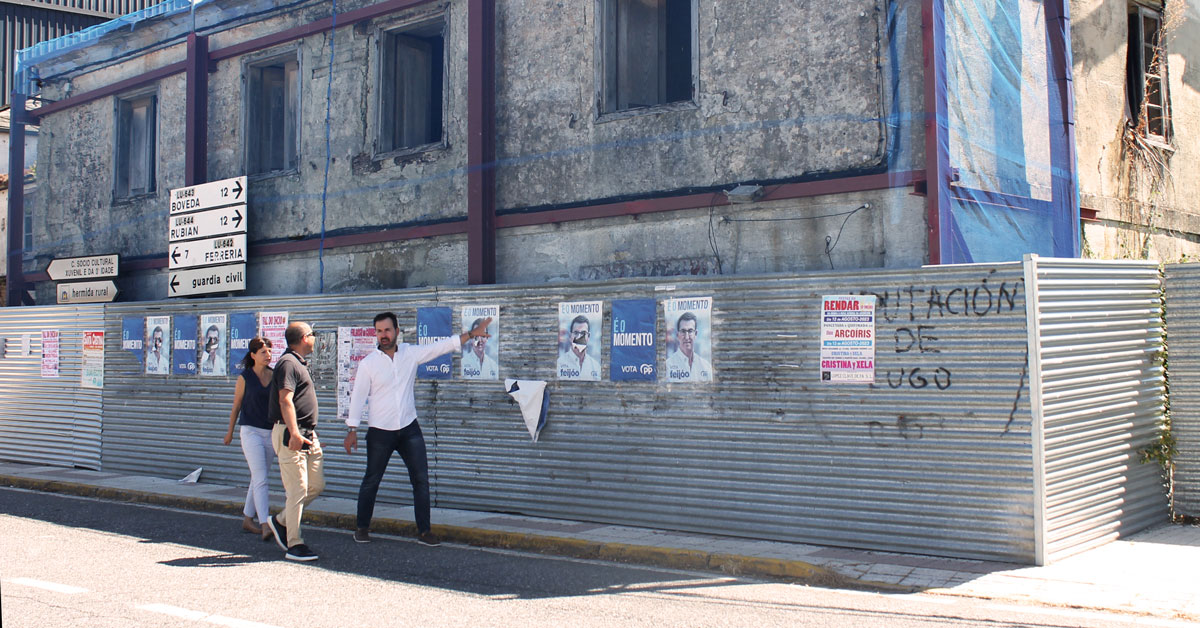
[
  {"xmin": 173, "ymin": 314, "xmax": 199, "ymax": 375},
  {"xmin": 417, "ymin": 307, "xmax": 453, "ymax": 379},
  {"xmin": 228, "ymin": 312, "xmax": 258, "ymax": 376},
  {"xmin": 610, "ymin": 299, "xmax": 656, "ymax": 381},
  {"xmin": 121, "ymin": 317, "xmax": 145, "ymax": 366}
]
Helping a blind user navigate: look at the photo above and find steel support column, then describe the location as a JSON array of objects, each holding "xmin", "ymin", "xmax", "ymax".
[
  {"xmin": 922, "ymin": 0, "xmax": 948, "ymax": 265},
  {"xmin": 185, "ymin": 33, "xmax": 209, "ymax": 186},
  {"xmin": 467, "ymin": 0, "xmax": 496, "ymax": 285},
  {"xmin": 6, "ymin": 92, "xmax": 27, "ymax": 306}
]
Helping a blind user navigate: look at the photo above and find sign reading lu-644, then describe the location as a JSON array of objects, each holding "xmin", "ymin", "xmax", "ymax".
[
  {"xmin": 169, "ymin": 206, "xmax": 246, "ymax": 241},
  {"xmin": 169, "ymin": 234, "xmax": 247, "ymax": 270},
  {"xmin": 169, "ymin": 176, "xmax": 246, "ymax": 215}
]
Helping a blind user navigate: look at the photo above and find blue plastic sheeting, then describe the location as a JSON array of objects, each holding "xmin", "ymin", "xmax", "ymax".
[{"xmin": 939, "ymin": 0, "xmax": 1080, "ymax": 262}]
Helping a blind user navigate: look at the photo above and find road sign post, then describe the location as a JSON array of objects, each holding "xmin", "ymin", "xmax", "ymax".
[
  {"xmin": 47, "ymin": 254, "xmax": 119, "ymax": 282},
  {"xmin": 57, "ymin": 280, "xmax": 118, "ymax": 304},
  {"xmin": 167, "ymin": 176, "xmax": 248, "ymax": 297}
]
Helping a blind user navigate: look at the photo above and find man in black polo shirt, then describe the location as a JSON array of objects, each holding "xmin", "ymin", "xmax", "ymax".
[{"xmin": 266, "ymin": 321, "xmax": 325, "ymax": 561}]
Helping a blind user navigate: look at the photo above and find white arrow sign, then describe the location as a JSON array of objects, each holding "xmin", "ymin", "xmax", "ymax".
[
  {"xmin": 47, "ymin": 254, "xmax": 119, "ymax": 281},
  {"xmin": 57, "ymin": 280, "xmax": 118, "ymax": 304},
  {"xmin": 169, "ymin": 176, "xmax": 247, "ymax": 215},
  {"xmin": 169, "ymin": 234, "xmax": 247, "ymax": 270},
  {"xmin": 169, "ymin": 264, "xmax": 246, "ymax": 297},
  {"xmin": 169, "ymin": 205, "xmax": 247, "ymax": 241}
]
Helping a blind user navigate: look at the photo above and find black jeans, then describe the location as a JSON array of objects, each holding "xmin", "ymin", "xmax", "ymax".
[{"xmin": 357, "ymin": 422, "xmax": 432, "ymax": 533}]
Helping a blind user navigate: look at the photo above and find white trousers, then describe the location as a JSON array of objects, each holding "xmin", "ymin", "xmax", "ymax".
[{"xmin": 239, "ymin": 425, "xmax": 274, "ymax": 523}]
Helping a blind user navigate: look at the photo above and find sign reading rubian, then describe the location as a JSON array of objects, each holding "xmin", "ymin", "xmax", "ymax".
[{"xmin": 168, "ymin": 176, "xmax": 247, "ymax": 298}]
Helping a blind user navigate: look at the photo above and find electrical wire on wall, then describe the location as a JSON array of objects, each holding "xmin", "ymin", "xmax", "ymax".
[
  {"xmin": 707, "ymin": 192, "xmax": 725, "ymax": 274},
  {"xmin": 722, "ymin": 203, "xmax": 871, "ymax": 270},
  {"xmin": 318, "ymin": 0, "xmax": 339, "ymax": 293}
]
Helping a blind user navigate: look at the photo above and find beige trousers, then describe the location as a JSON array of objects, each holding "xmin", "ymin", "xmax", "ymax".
[{"xmin": 271, "ymin": 423, "xmax": 325, "ymax": 548}]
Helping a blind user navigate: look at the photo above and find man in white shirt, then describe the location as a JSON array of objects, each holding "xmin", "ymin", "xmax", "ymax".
[
  {"xmin": 460, "ymin": 317, "xmax": 499, "ymax": 379},
  {"xmin": 343, "ymin": 311, "xmax": 492, "ymax": 546},
  {"xmin": 556, "ymin": 315, "xmax": 601, "ymax": 380},
  {"xmin": 666, "ymin": 312, "xmax": 712, "ymax": 382}
]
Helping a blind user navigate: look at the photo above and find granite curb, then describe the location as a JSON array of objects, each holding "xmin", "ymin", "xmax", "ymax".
[{"xmin": 0, "ymin": 473, "xmax": 886, "ymax": 592}]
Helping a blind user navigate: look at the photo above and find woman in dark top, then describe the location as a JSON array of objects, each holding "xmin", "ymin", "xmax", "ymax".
[{"xmin": 223, "ymin": 337, "xmax": 275, "ymax": 540}]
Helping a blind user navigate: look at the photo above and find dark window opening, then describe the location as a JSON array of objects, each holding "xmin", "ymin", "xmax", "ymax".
[
  {"xmin": 115, "ymin": 94, "xmax": 156, "ymax": 198},
  {"xmin": 380, "ymin": 19, "xmax": 445, "ymax": 153},
  {"xmin": 247, "ymin": 55, "xmax": 299, "ymax": 175},
  {"xmin": 601, "ymin": 0, "xmax": 693, "ymax": 114},
  {"xmin": 1126, "ymin": 5, "xmax": 1169, "ymax": 140}
]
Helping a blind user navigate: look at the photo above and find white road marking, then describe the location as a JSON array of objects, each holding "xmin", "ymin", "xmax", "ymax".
[
  {"xmin": 7, "ymin": 577, "xmax": 88, "ymax": 594},
  {"xmin": 137, "ymin": 603, "xmax": 283, "ymax": 628},
  {"xmin": 985, "ymin": 602, "xmax": 1197, "ymax": 627}
]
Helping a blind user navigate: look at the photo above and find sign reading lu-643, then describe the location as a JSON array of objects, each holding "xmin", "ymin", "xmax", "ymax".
[
  {"xmin": 169, "ymin": 234, "xmax": 247, "ymax": 270},
  {"xmin": 169, "ymin": 206, "xmax": 246, "ymax": 241},
  {"xmin": 170, "ymin": 176, "xmax": 246, "ymax": 215}
]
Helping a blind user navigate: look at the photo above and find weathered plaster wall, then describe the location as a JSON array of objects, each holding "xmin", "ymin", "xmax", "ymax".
[
  {"xmin": 1072, "ymin": 0, "xmax": 1200, "ymax": 261},
  {"xmin": 27, "ymin": 0, "xmax": 927, "ymax": 303}
]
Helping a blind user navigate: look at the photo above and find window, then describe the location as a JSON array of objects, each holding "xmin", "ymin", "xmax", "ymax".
[
  {"xmin": 599, "ymin": 0, "xmax": 694, "ymax": 114},
  {"xmin": 379, "ymin": 19, "xmax": 445, "ymax": 153},
  {"xmin": 246, "ymin": 54, "xmax": 299, "ymax": 175},
  {"xmin": 115, "ymin": 94, "xmax": 156, "ymax": 198},
  {"xmin": 1127, "ymin": 5, "xmax": 1170, "ymax": 140}
]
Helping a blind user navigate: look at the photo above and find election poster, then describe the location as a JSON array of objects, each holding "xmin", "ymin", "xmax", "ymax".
[
  {"xmin": 199, "ymin": 313, "xmax": 227, "ymax": 377},
  {"xmin": 663, "ymin": 297, "xmax": 713, "ymax": 383},
  {"xmin": 557, "ymin": 301, "xmax": 603, "ymax": 381},
  {"xmin": 228, "ymin": 312, "xmax": 258, "ymax": 376},
  {"xmin": 144, "ymin": 316, "xmax": 171, "ymax": 375},
  {"xmin": 173, "ymin": 314, "xmax": 198, "ymax": 375},
  {"xmin": 81, "ymin": 330, "xmax": 105, "ymax": 389},
  {"xmin": 820, "ymin": 295, "xmax": 876, "ymax": 383},
  {"xmin": 40, "ymin": 329, "xmax": 59, "ymax": 378},
  {"xmin": 417, "ymin": 307, "xmax": 453, "ymax": 380},
  {"xmin": 258, "ymin": 311, "xmax": 288, "ymax": 367},
  {"xmin": 610, "ymin": 299, "xmax": 656, "ymax": 381},
  {"xmin": 461, "ymin": 304, "xmax": 500, "ymax": 380},
  {"xmin": 122, "ymin": 317, "xmax": 144, "ymax": 366},
  {"xmin": 337, "ymin": 326, "xmax": 378, "ymax": 423}
]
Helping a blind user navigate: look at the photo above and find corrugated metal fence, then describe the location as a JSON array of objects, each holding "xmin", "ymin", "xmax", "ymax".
[
  {"xmin": 1165, "ymin": 264, "xmax": 1200, "ymax": 517},
  {"xmin": 0, "ymin": 257, "xmax": 1171, "ymax": 563},
  {"xmin": 0, "ymin": 304, "xmax": 103, "ymax": 468}
]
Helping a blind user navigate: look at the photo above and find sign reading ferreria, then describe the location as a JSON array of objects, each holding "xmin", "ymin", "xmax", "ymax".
[
  {"xmin": 169, "ymin": 234, "xmax": 246, "ymax": 270},
  {"xmin": 47, "ymin": 254, "xmax": 118, "ymax": 281},
  {"xmin": 819, "ymin": 295, "xmax": 876, "ymax": 383},
  {"xmin": 169, "ymin": 176, "xmax": 246, "ymax": 215}
]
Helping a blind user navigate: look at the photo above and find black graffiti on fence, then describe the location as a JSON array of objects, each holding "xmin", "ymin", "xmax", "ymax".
[
  {"xmin": 885, "ymin": 366, "xmax": 952, "ymax": 390},
  {"xmin": 865, "ymin": 275, "xmax": 1022, "ymax": 324},
  {"xmin": 867, "ymin": 415, "xmax": 945, "ymax": 445}
]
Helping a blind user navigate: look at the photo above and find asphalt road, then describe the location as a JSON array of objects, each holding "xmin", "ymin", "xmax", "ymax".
[{"xmin": 0, "ymin": 487, "xmax": 1188, "ymax": 628}]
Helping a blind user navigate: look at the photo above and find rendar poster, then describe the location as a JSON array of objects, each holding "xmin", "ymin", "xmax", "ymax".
[
  {"xmin": 663, "ymin": 297, "xmax": 713, "ymax": 383},
  {"xmin": 460, "ymin": 305, "xmax": 499, "ymax": 380},
  {"xmin": 40, "ymin": 330, "xmax": 59, "ymax": 378},
  {"xmin": 556, "ymin": 301, "xmax": 602, "ymax": 381},
  {"xmin": 819, "ymin": 295, "xmax": 876, "ymax": 383},
  {"xmin": 337, "ymin": 326, "xmax": 378, "ymax": 423}
]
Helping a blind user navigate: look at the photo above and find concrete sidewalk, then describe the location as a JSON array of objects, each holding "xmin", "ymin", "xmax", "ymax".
[{"xmin": 1, "ymin": 461, "xmax": 1196, "ymax": 622}]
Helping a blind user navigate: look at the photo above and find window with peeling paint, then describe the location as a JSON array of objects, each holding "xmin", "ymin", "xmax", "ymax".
[
  {"xmin": 114, "ymin": 94, "xmax": 156, "ymax": 198},
  {"xmin": 599, "ymin": 0, "xmax": 694, "ymax": 114},
  {"xmin": 246, "ymin": 54, "xmax": 299, "ymax": 175},
  {"xmin": 379, "ymin": 18, "xmax": 445, "ymax": 153},
  {"xmin": 1127, "ymin": 4, "xmax": 1171, "ymax": 141}
]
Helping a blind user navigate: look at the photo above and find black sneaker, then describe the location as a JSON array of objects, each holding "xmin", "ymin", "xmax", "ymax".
[
  {"xmin": 353, "ymin": 528, "xmax": 371, "ymax": 543},
  {"xmin": 416, "ymin": 531, "xmax": 441, "ymax": 547},
  {"xmin": 267, "ymin": 515, "xmax": 288, "ymax": 551},
  {"xmin": 285, "ymin": 544, "xmax": 318, "ymax": 562}
]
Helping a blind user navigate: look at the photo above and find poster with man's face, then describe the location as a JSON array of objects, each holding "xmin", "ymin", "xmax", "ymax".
[
  {"xmin": 200, "ymin": 313, "xmax": 227, "ymax": 377},
  {"xmin": 556, "ymin": 301, "xmax": 603, "ymax": 381},
  {"xmin": 663, "ymin": 297, "xmax": 713, "ymax": 383},
  {"xmin": 460, "ymin": 305, "xmax": 499, "ymax": 380},
  {"xmin": 145, "ymin": 315, "xmax": 171, "ymax": 375}
]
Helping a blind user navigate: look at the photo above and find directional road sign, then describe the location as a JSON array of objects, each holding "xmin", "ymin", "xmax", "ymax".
[
  {"xmin": 169, "ymin": 234, "xmax": 247, "ymax": 270},
  {"xmin": 169, "ymin": 176, "xmax": 246, "ymax": 215},
  {"xmin": 47, "ymin": 254, "xmax": 118, "ymax": 281},
  {"xmin": 169, "ymin": 205, "xmax": 246, "ymax": 241},
  {"xmin": 169, "ymin": 264, "xmax": 246, "ymax": 297},
  {"xmin": 57, "ymin": 280, "xmax": 118, "ymax": 304}
]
